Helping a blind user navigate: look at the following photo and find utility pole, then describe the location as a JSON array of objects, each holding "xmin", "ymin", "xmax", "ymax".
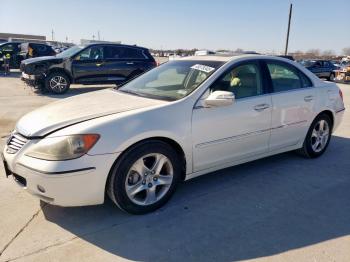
[
  {"xmin": 51, "ymin": 29, "xmax": 55, "ymax": 41},
  {"xmin": 98, "ymin": 30, "xmax": 100, "ymax": 41},
  {"xmin": 284, "ymin": 3, "xmax": 293, "ymax": 56}
]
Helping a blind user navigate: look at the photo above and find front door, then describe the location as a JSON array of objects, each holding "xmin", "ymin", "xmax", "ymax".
[
  {"xmin": 192, "ymin": 61, "xmax": 272, "ymax": 172},
  {"xmin": 72, "ymin": 45, "xmax": 108, "ymax": 84}
]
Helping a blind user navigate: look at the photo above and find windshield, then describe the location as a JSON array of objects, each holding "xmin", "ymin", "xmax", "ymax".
[
  {"xmin": 56, "ymin": 45, "xmax": 84, "ymax": 58},
  {"xmin": 118, "ymin": 60, "xmax": 224, "ymax": 101},
  {"xmin": 301, "ymin": 60, "xmax": 316, "ymax": 67}
]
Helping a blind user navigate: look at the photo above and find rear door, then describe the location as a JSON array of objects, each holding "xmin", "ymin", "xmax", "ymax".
[
  {"xmin": 71, "ymin": 45, "xmax": 108, "ymax": 84},
  {"xmin": 265, "ymin": 60, "xmax": 316, "ymax": 151},
  {"xmin": 321, "ymin": 61, "xmax": 332, "ymax": 78},
  {"xmin": 93, "ymin": 45, "xmax": 153, "ymax": 84},
  {"xmin": 102, "ymin": 45, "xmax": 134, "ymax": 83}
]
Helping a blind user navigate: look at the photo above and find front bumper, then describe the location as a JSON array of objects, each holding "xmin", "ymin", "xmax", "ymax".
[
  {"xmin": 2, "ymin": 143, "xmax": 120, "ymax": 206},
  {"xmin": 21, "ymin": 72, "xmax": 44, "ymax": 87}
]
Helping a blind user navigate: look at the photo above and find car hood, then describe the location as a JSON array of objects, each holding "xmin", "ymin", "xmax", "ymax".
[
  {"xmin": 21, "ymin": 56, "xmax": 63, "ymax": 65},
  {"xmin": 16, "ymin": 89, "xmax": 167, "ymax": 137}
]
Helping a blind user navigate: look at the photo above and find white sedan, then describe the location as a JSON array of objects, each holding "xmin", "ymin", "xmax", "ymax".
[{"xmin": 2, "ymin": 55, "xmax": 345, "ymax": 214}]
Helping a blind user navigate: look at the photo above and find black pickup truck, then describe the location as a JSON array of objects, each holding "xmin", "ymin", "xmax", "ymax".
[{"xmin": 20, "ymin": 43, "xmax": 157, "ymax": 94}]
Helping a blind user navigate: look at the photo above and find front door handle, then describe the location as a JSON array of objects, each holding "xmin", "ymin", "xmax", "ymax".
[
  {"xmin": 254, "ymin": 104, "xmax": 270, "ymax": 112},
  {"xmin": 304, "ymin": 95, "xmax": 314, "ymax": 102},
  {"xmin": 96, "ymin": 63, "xmax": 104, "ymax": 67},
  {"xmin": 126, "ymin": 62, "xmax": 134, "ymax": 65}
]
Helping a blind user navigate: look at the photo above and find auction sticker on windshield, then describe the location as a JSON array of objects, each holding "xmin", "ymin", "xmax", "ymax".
[{"xmin": 191, "ymin": 64, "xmax": 215, "ymax": 73}]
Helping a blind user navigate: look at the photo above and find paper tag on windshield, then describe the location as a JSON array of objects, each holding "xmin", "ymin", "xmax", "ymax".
[{"xmin": 191, "ymin": 64, "xmax": 215, "ymax": 73}]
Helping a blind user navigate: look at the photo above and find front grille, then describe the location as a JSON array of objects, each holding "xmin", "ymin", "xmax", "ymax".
[{"xmin": 6, "ymin": 133, "xmax": 28, "ymax": 154}]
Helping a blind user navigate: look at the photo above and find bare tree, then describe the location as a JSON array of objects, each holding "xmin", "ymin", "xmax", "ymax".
[
  {"xmin": 306, "ymin": 49, "xmax": 321, "ymax": 57},
  {"xmin": 322, "ymin": 50, "xmax": 335, "ymax": 57},
  {"xmin": 343, "ymin": 47, "xmax": 350, "ymax": 56}
]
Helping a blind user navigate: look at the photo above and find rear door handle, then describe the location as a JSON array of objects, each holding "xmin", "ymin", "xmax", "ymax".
[
  {"xmin": 304, "ymin": 95, "xmax": 314, "ymax": 102},
  {"xmin": 126, "ymin": 62, "xmax": 134, "ymax": 65},
  {"xmin": 254, "ymin": 104, "xmax": 270, "ymax": 112}
]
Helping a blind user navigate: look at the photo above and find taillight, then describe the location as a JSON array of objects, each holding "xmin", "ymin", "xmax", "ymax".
[{"xmin": 339, "ymin": 89, "xmax": 344, "ymax": 102}]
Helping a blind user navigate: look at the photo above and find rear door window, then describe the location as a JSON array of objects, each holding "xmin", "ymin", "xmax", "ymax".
[
  {"xmin": 119, "ymin": 47, "xmax": 147, "ymax": 59},
  {"xmin": 267, "ymin": 62, "xmax": 303, "ymax": 92}
]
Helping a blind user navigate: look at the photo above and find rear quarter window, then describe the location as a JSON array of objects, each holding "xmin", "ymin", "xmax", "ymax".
[{"xmin": 120, "ymin": 47, "xmax": 148, "ymax": 59}]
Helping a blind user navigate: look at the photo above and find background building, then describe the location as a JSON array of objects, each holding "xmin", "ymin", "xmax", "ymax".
[
  {"xmin": 0, "ymin": 32, "xmax": 46, "ymax": 43},
  {"xmin": 80, "ymin": 39, "xmax": 121, "ymax": 45}
]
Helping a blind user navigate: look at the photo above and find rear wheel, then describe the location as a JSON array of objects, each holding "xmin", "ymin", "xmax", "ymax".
[
  {"xmin": 107, "ymin": 140, "xmax": 182, "ymax": 214},
  {"xmin": 297, "ymin": 114, "xmax": 332, "ymax": 158},
  {"xmin": 329, "ymin": 73, "xmax": 335, "ymax": 82},
  {"xmin": 45, "ymin": 72, "xmax": 70, "ymax": 94}
]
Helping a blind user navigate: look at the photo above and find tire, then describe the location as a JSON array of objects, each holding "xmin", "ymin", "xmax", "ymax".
[
  {"xmin": 107, "ymin": 140, "xmax": 182, "ymax": 214},
  {"xmin": 45, "ymin": 72, "xmax": 70, "ymax": 94},
  {"xmin": 329, "ymin": 73, "xmax": 335, "ymax": 82},
  {"xmin": 297, "ymin": 114, "xmax": 332, "ymax": 158}
]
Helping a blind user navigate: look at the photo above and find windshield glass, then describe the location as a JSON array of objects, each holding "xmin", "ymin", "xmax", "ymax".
[
  {"xmin": 118, "ymin": 60, "xmax": 224, "ymax": 101},
  {"xmin": 301, "ymin": 60, "xmax": 316, "ymax": 67},
  {"xmin": 56, "ymin": 45, "xmax": 84, "ymax": 58}
]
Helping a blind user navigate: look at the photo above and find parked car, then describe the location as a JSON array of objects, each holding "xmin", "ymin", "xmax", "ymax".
[
  {"xmin": 303, "ymin": 60, "xmax": 339, "ymax": 81},
  {"xmin": 2, "ymin": 55, "xmax": 345, "ymax": 214},
  {"xmin": 0, "ymin": 42, "xmax": 55, "ymax": 69},
  {"xmin": 20, "ymin": 43, "xmax": 157, "ymax": 94},
  {"xmin": 194, "ymin": 50, "xmax": 216, "ymax": 56},
  {"xmin": 277, "ymin": 55, "xmax": 294, "ymax": 61},
  {"xmin": 0, "ymin": 42, "xmax": 22, "ymax": 69}
]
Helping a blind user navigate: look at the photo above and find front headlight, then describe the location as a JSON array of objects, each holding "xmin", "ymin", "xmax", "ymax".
[{"xmin": 26, "ymin": 134, "xmax": 100, "ymax": 161}]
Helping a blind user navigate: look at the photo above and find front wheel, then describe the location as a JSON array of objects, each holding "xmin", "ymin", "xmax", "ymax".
[
  {"xmin": 329, "ymin": 73, "xmax": 335, "ymax": 82},
  {"xmin": 297, "ymin": 114, "xmax": 332, "ymax": 158},
  {"xmin": 107, "ymin": 140, "xmax": 182, "ymax": 214},
  {"xmin": 45, "ymin": 72, "xmax": 70, "ymax": 94}
]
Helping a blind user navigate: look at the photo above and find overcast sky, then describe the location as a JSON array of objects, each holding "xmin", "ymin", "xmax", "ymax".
[{"xmin": 1, "ymin": 0, "xmax": 349, "ymax": 54}]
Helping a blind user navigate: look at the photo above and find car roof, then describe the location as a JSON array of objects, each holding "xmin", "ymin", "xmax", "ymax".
[
  {"xmin": 179, "ymin": 55, "xmax": 252, "ymax": 62},
  {"xmin": 85, "ymin": 43, "xmax": 149, "ymax": 50},
  {"xmin": 179, "ymin": 54, "xmax": 294, "ymax": 63}
]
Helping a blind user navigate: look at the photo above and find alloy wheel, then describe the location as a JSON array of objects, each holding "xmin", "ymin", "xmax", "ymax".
[
  {"xmin": 311, "ymin": 119, "xmax": 330, "ymax": 153},
  {"xmin": 125, "ymin": 153, "xmax": 174, "ymax": 206},
  {"xmin": 49, "ymin": 76, "xmax": 67, "ymax": 93}
]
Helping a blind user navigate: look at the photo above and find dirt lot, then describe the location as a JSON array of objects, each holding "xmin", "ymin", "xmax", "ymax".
[{"xmin": 0, "ymin": 72, "xmax": 349, "ymax": 262}]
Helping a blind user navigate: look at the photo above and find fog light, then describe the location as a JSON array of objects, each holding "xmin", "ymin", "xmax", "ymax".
[{"xmin": 37, "ymin": 185, "xmax": 46, "ymax": 193}]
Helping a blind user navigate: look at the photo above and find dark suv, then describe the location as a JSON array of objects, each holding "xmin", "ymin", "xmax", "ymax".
[
  {"xmin": 0, "ymin": 42, "xmax": 55, "ymax": 69},
  {"xmin": 20, "ymin": 43, "xmax": 157, "ymax": 94}
]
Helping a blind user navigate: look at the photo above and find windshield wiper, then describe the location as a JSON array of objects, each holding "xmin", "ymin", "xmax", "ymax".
[{"xmin": 118, "ymin": 89, "xmax": 144, "ymax": 97}]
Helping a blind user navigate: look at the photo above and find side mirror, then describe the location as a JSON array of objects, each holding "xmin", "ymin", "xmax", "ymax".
[{"xmin": 204, "ymin": 91, "xmax": 234, "ymax": 107}]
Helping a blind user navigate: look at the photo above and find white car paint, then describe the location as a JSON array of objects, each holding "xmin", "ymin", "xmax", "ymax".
[{"xmin": 2, "ymin": 55, "xmax": 345, "ymax": 207}]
